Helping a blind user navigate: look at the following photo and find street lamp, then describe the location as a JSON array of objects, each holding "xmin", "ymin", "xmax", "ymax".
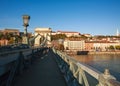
[{"xmin": 22, "ymin": 15, "xmax": 30, "ymax": 45}]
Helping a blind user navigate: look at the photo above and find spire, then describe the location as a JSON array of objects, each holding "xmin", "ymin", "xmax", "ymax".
[{"xmin": 116, "ymin": 29, "xmax": 119, "ymax": 36}]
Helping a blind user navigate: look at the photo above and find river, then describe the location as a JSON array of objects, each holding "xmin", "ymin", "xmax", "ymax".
[{"xmin": 71, "ymin": 54, "xmax": 120, "ymax": 85}]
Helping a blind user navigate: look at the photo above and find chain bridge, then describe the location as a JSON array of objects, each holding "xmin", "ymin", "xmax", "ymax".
[{"xmin": 0, "ymin": 28, "xmax": 120, "ymax": 86}]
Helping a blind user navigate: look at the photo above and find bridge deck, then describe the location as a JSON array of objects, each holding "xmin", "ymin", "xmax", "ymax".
[{"xmin": 13, "ymin": 49, "xmax": 67, "ymax": 86}]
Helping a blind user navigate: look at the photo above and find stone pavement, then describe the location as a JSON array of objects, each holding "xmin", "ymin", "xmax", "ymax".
[{"xmin": 13, "ymin": 49, "xmax": 67, "ymax": 86}]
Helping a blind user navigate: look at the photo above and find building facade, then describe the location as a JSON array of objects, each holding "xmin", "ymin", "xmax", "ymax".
[
  {"xmin": 0, "ymin": 29, "xmax": 20, "ymax": 35},
  {"xmin": 0, "ymin": 39, "xmax": 8, "ymax": 46},
  {"xmin": 57, "ymin": 30, "xmax": 80, "ymax": 37},
  {"xmin": 64, "ymin": 39, "xmax": 85, "ymax": 51},
  {"xmin": 0, "ymin": 29, "xmax": 20, "ymax": 45},
  {"xmin": 85, "ymin": 42, "xmax": 94, "ymax": 51},
  {"xmin": 85, "ymin": 41, "xmax": 120, "ymax": 51}
]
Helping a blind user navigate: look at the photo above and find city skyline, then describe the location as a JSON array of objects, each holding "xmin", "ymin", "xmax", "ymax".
[{"xmin": 0, "ymin": 0, "xmax": 120, "ymax": 36}]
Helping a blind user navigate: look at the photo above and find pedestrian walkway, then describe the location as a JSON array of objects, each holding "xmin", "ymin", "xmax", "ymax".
[{"xmin": 13, "ymin": 49, "xmax": 67, "ymax": 86}]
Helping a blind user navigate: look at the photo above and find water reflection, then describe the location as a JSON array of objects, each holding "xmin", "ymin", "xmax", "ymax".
[{"xmin": 71, "ymin": 54, "xmax": 120, "ymax": 81}]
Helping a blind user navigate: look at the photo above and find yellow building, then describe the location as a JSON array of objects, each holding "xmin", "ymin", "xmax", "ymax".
[
  {"xmin": 0, "ymin": 29, "xmax": 20, "ymax": 35},
  {"xmin": 64, "ymin": 38, "xmax": 85, "ymax": 51},
  {"xmin": 57, "ymin": 30, "xmax": 80, "ymax": 37}
]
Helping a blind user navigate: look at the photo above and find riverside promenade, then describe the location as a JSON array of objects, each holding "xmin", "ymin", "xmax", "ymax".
[{"xmin": 12, "ymin": 49, "xmax": 67, "ymax": 86}]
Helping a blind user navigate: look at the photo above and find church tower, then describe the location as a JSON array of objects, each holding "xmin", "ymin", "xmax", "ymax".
[{"xmin": 116, "ymin": 29, "xmax": 119, "ymax": 36}]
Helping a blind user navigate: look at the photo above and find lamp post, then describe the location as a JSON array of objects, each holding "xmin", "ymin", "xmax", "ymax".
[{"xmin": 22, "ymin": 15, "xmax": 30, "ymax": 45}]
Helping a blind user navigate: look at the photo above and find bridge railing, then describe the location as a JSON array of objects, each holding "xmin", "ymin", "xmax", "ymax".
[
  {"xmin": 52, "ymin": 48, "xmax": 120, "ymax": 86},
  {"xmin": 0, "ymin": 47, "xmax": 46, "ymax": 86}
]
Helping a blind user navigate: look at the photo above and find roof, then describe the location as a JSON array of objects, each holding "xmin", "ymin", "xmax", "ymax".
[
  {"xmin": 65, "ymin": 38, "xmax": 83, "ymax": 41},
  {"xmin": 85, "ymin": 41, "xmax": 117, "ymax": 43},
  {"xmin": 4, "ymin": 29, "xmax": 19, "ymax": 31},
  {"xmin": 35, "ymin": 28, "xmax": 52, "ymax": 31},
  {"xmin": 57, "ymin": 30, "xmax": 80, "ymax": 33}
]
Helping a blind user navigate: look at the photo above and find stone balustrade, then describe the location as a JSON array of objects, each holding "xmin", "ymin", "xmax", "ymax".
[{"xmin": 52, "ymin": 48, "xmax": 120, "ymax": 86}]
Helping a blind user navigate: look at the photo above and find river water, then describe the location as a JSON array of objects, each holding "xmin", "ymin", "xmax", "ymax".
[{"xmin": 71, "ymin": 54, "xmax": 120, "ymax": 85}]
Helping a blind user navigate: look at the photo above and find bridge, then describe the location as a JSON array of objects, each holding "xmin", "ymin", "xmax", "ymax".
[
  {"xmin": 0, "ymin": 28, "xmax": 120, "ymax": 86},
  {"xmin": 0, "ymin": 46, "xmax": 120, "ymax": 86}
]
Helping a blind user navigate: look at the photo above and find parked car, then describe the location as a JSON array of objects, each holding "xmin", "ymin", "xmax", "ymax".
[{"xmin": 18, "ymin": 44, "xmax": 30, "ymax": 49}]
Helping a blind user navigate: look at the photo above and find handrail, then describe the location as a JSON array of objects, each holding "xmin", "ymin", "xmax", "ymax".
[
  {"xmin": 77, "ymin": 62, "xmax": 101, "ymax": 80},
  {"xmin": 53, "ymin": 48, "xmax": 120, "ymax": 86}
]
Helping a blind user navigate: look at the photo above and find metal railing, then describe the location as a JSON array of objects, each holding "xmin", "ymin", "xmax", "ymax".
[{"xmin": 52, "ymin": 48, "xmax": 120, "ymax": 86}]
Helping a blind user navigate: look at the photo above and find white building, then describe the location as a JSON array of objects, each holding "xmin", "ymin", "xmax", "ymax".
[
  {"xmin": 51, "ymin": 31, "xmax": 57, "ymax": 35},
  {"xmin": 83, "ymin": 34, "xmax": 92, "ymax": 38},
  {"xmin": 93, "ymin": 42, "xmax": 120, "ymax": 51},
  {"xmin": 57, "ymin": 30, "xmax": 80, "ymax": 37},
  {"xmin": 64, "ymin": 40, "xmax": 85, "ymax": 51},
  {"xmin": 116, "ymin": 29, "xmax": 119, "ymax": 36}
]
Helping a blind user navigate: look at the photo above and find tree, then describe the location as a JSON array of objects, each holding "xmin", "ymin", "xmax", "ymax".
[
  {"xmin": 14, "ymin": 35, "xmax": 22, "ymax": 43},
  {"xmin": 109, "ymin": 45, "xmax": 115, "ymax": 51},
  {"xmin": 115, "ymin": 45, "xmax": 120, "ymax": 50},
  {"xmin": 8, "ymin": 37, "xmax": 14, "ymax": 44},
  {"xmin": 0, "ymin": 33, "xmax": 4, "ymax": 40},
  {"xmin": 51, "ymin": 34, "xmax": 67, "ymax": 40},
  {"xmin": 58, "ymin": 44, "xmax": 64, "ymax": 51},
  {"xmin": 4, "ymin": 32, "xmax": 11, "ymax": 40},
  {"xmin": 80, "ymin": 35, "xmax": 88, "ymax": 40}
]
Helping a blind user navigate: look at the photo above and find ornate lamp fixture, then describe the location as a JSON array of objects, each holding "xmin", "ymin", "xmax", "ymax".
[{"xmin": 22, "ymin": 15, "xmax": 30, "ymax": 44}]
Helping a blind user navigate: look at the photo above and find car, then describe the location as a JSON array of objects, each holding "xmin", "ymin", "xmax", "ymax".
[{"xmin": 18, "ymin": 44, "xmax": 30, "ymax": 49}]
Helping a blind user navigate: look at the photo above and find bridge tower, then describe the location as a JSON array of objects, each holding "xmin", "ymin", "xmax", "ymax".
[{"xmin": 34, "ymin": 28, "xmax": 52, "ymax": 47}]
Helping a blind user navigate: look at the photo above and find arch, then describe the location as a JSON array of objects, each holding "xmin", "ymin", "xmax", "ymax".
[{"xmin": 33, "ymin": 28, "xmax": 52, "ymax": 47}]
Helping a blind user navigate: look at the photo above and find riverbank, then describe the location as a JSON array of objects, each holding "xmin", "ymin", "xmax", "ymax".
[
  {"xmin": 88, "ymin": 51, "xmax": 120, "ymax": 54},
  {"xmin": 88, "ymin": 51, "xmax": 120, "ymax": 55},
  {"xmin": 65, "ymin": 50, "xmax": 120, "ymax": 55}
]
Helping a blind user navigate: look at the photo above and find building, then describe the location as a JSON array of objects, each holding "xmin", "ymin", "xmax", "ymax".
[
  {"xmin": 51, "ymin": 31, "xmax": 57, "ymax": 35},
  {"xmin": 34, "ymin": 28, "xmax": 52, "ymax": 47},
  {"xmin": 57, "ymin": 30, "xmax": 80, "ymax": 37},
  {"xmin": 85, "ymin": 41, "xmax": 120, "ymax": 51},
  {"xmin": 0, "ymin": 29, "xmax": 20, "ymax": 45},
  {"xmin": 85, "ymin": 42, "xmax": 94, "ymax": 51},
  {"xmin": 0, "ymin": 39, "xmax": 8, "ymax": 46},
  {"xmin": 116, "ymin": 29, "xmax": 119, "ymax": 36},
  {"xmin": 64, "ymin": 38, "xmax": 85, "ymax": 51},
  {"xmin": 83, "ymin": 34, "xmax": 92, "ymax": 38},
  {"xmin": 0, "ymin": 29, "xmax": 20, "ymax": 35}
]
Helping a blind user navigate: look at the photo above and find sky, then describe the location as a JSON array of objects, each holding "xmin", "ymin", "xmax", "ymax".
[{"xmin": 0, "ymin": 0, "xmax": 120, "ymax": 36}]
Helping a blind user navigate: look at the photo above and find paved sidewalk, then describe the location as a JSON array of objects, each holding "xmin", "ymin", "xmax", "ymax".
[{"xmin": 13, "ymin": 49, "xmax": 67, "ymax": 86}]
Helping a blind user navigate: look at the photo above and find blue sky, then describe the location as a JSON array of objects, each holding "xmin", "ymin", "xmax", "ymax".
[{"xmin": 0, "ymin": 0, "xmax": 120, "ymax": 36}]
